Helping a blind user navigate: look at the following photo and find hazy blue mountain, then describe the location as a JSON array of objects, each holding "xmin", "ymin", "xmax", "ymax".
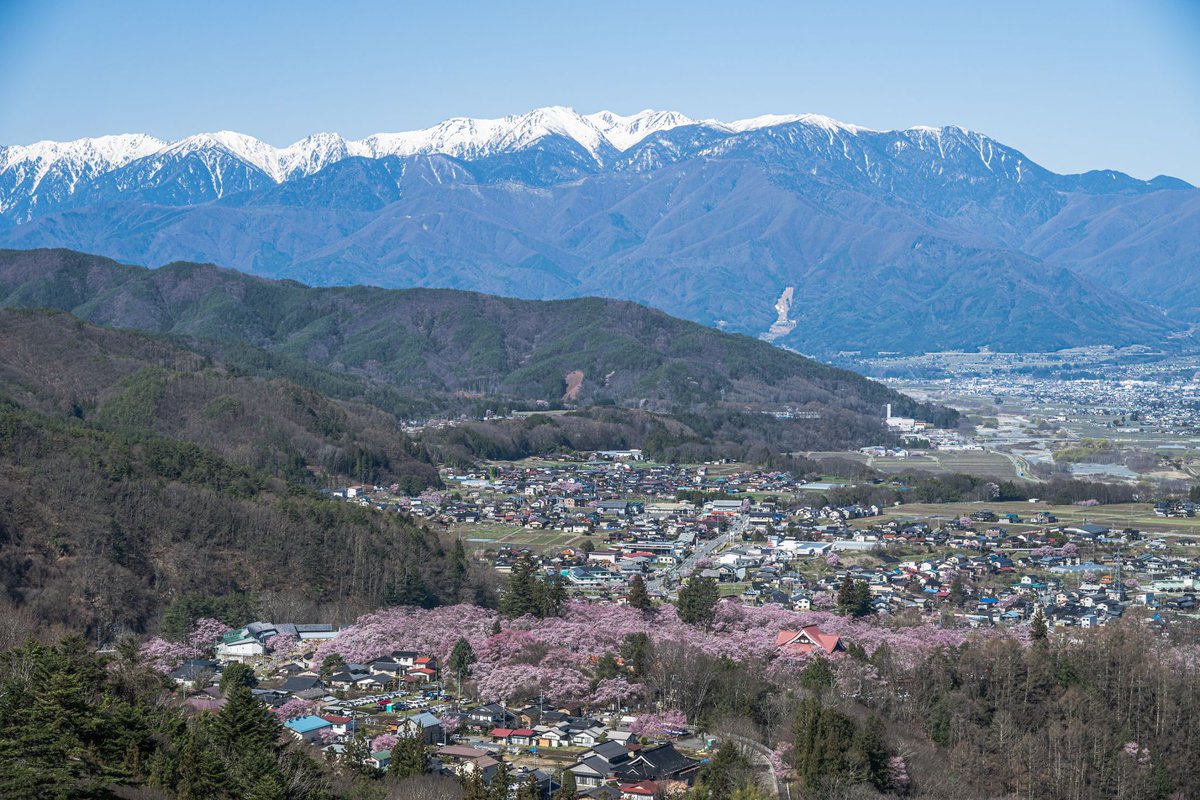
[{"xmin": 1, "ymin": 108, "xmax": 1195, "ymax": 354}]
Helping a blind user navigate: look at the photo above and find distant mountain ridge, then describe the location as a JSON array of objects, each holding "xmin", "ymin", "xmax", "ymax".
[
  {"xmin": 0, "ymin": 248, "xmax": 957, "ymax": 454},
  {"xmin": 1, "ymin": 107, "xmax": 1196, "ymax": 355}
]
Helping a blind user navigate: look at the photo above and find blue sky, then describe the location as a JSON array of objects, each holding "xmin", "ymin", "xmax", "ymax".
[{"xmin": 1, "ymin": 0, "xmax": 1198, "ymax": 182}]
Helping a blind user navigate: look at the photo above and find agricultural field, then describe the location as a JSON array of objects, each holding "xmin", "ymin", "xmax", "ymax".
[
  {"xmin": 863, "ymin": 500, "xmax": 1200, "ymax": 536},
  {"xmin": 804, "ymin": 449, "xmax": 1026, "ymax": 481},
  {"xmin": 448, "ymin": 522, "xmax": 590, "ymax": 552}
]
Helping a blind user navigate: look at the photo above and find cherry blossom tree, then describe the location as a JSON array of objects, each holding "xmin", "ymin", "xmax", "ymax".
[
  {"xmin": 273, "ymin": 698, "xmax": 318, "ymax": 721},
  {"xmin": 187, "ymin": 618, "xmax": 232, "ymax": 651},
  {"xmin": 140, "ymin": 637, "xmax": 197, "ymax": 673},
  {"xmin": 140, "ymin": 618, "xmax": 232, "ymax": 673},
  {"xmin": 768, "ymin": 742, "xmax": 796, "ymax": 781},
  {"xmin": 629, "ymin": 710, "xmax": 687, "ymax": 739},
  {"xmin": 887, "ymin": 755, "xmax": 911, "ymax": 794},
  {"xmin": 371, "ymin": 733, "xmax": 399, "ymax": 753},
  {"xmin": 811, "ymin": 592, "xmax": 835, "ymax": 609}
]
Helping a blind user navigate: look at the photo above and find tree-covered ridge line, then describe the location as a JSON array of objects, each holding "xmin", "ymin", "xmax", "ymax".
[
  {"xmin": 0, "ymin": 248, "xmax": 957, "ymax": 435},
  {"xmin": 0, "ymin": 308, "xmax": 439, "ymax": 490}
]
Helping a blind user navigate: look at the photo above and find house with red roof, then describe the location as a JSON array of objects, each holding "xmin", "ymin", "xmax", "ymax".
[
  {"xmin": 490, "ymin": 727, "xmax": 536, "ymax": 746},
  {"xmin": 619, "ymin": 780, "xmax": 661, "ymax": 798},
  {"xmin": 775, "ymin": 625, "xmax": 846, "ymax": 657},
  {"xmin": 320, "ymin": 715, "xmax": 355, "ymax": 736}
]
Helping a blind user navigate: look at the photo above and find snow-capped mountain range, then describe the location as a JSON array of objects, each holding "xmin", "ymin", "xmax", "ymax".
[
  {"xmin": 0, "ymin": 106, "xmax": 962, "ymax": 210},
  {"xmin": 1, "ymin": 106, "xmax": 1197, "ymax": 356}
]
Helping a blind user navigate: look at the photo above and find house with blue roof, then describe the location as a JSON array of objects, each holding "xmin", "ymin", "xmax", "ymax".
[{"xmin": 285, "ymin": 715, "xmax": 333, "ymax": 742}]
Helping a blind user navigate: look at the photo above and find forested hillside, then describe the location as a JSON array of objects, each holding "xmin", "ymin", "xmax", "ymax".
[
  {"xmin": 0, "ymin": 309, "xmax": 439, "ymax": 488},
  {"xmin": 0, "ymin": 248, "xmax": 956, "ymax": 439},
  {"xmin": 0, "ymin": 311, "xmax": 493, "ymax": 644}
]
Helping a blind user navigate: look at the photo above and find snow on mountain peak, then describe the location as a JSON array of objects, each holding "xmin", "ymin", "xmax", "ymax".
[
  {"xmin": 0, "ymin": 133, "xmax": 165, "ymax": 189},
  {"xmin": 725, "ymin": 113, "xmax": 871, "ymax": 134},
  {"xmin": 584, "ymin": 109, "xmax": 697, "ymax": 150},
  {"xmin": 0, "ymin": 109, "xmax": 1009, "ymax": 206},
  {"xmin": 165, "ymin": 131, "xmax": 292, "ymax": 181}
]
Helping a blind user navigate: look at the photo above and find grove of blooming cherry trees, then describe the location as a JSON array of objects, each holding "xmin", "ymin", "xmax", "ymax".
[
  {"xmin": 309, "ymin": 599, "xmax": 984, "ymax": 707},
  {"xmin": 134, "ymin": 596, "xmax": 1200, "ymax": 798}
]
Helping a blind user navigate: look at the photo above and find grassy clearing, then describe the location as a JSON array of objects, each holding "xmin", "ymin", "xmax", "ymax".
[
  {"xmin": 804, "ymin": 450, "xmax": 1023, "ymax": 481},
  {"xmin": 448, "ymin": 522, "xmax": 589, "ymax": 551},
  {"xmin": 863, "ymin": 501, "xmax": 1200, "ymax": 535}
]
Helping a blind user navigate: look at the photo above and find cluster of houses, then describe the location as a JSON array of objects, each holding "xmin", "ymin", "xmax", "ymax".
[
  {"xmin": 332, "ymin": 460, "xmax": 808, "ymax": 530},
  {"xmin": 474, "ymin": 497, "xmax": 1200, "ymax": 631},
  {"xmin": 172, "ymin": 631, "xmax": 712, "ymax": 800}
]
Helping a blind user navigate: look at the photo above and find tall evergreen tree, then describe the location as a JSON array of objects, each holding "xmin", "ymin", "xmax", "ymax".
[
  {"xmin": 217, "ymin": 683, "xmax": 281, "ymax": 752},
  {"xmin": 627, "ymin": 573, "xmax": 652, "ymax": 611},
  {"xmin": 552, "ymin": 769, "xmax": 577, "ymax": 799},
  {"xmin": 219, "ymin": 662, "xmax": 257, "ymax": 693},
  {"xmin": 516, "ymin": 773, "xmax": 541, "ymax": 800},
  {"xmin": 501, "ymin": 555, "xmax": 541, "ymax": 619},
  {"xmin": 449, "ymin": 637, "xmax": 477, "ymax": 694},
  {"xmin": 389, "ymin": 735, "xmax": 430, "ymax": 780},
  {"xmin": 837, "ymin": 579, "xmax": 873, "ymax": 618},
  {"xmin": 450, "ymin": 538, "xmax": 470, "ymax": 596},
  {"xmin": 697, "ymin": 742, "xmax": 754, "ymax": 797},
  {"xmin": 461, "ymin": 768, "xmax": 489, "ymax": 800},
  {"xmin": 1031, "ymin": 604, "xmax": 1049, "ymax": 642},
  {"xmin": 948, "ymin": 575, "xmax": 966, "ymax": 607},
  {"xmin": 176, "ymin": 726, "xmax": 231, "ymax": 800},
  {"xmin": 488, "ymin": 761, "xmax": 511, "ymax": 800},
  {"xmin": 619, "ymin": 632, "xmax": 653, "ymax": 679},
  {"xmin": 677, "ymin": 575, "xmax": 720, "ymax": 628},
  {"xmin": 539, "ymin": 570, "xmax": 567, "ymax": 618}
]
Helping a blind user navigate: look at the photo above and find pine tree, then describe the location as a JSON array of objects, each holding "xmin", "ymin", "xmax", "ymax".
[
  {"xmin": 488, "ymin": 761, "xmax": 511, "ymax": 800},
  {"xmin": 677, "ymin": 576, "xmax": 720, "ymax": 628},
  {"xmin": 1031, "ymin": 604, "xmax": 1048, "ymax": 642},
  {"xmin": 462, "ymin": 768, "xmax": 489, "ymax": 800},
  {"xmin": 176, "ymin": 727, "xmax": 230, "ymax": 800},
  {"xmin": 449, "ymin": 637, "xmax": 477, "ymax": 695},
  {"xmin": 450, "ymin": 538, "xmax": 469, "ymax": 597},
  {"xmin": 539, "ymin": 571, "xmax": 567, "ymax": 618},
  {"xmin": 217, "ymin": 684, "xmax": 281, "ymax": 752},
  {"xmin": 619, "ymin": 632, "xmax": 652, "ymax": 679},
  {"xmin": 699, "ymin": 742, "xmax": 753, "ymax": 797},
  {"xmin": 389, "ymin": 562, "xmax": 432, "ymax": 608},
  {"xmin": 948, "ymin": 575, "xmax": 966, "ymax": 607},
  {"xmin": 389, "ymin": 735, "xmax": 430, "ymax": 780},
  {"xmin": 838, "ymin": 579, "xmax": 873, "ymax": 618},
  {"xmin": 219, "ymin": 662, "xmax": 257, "ymax": 693},
  {"xmin": 245, "ymin": 773, "xmax": 287, "ymax": 800},
  {"xmin": 320, "ymin": 653, "xmax": 346, "ymax": 681},
  {"xmin": 0, "ymin": 640, "xmax": 91, "ymax": 798},
  {"xmin": 849, "ymin": 718, "xmax": 890, "ymax": 789},
  {"xmin": 594, "ymin": 652, "xmax": 620, "ymax": 680},
  {"xmin": 501, "ymin": 555, "xmax": 541, "ymax": 619},
  {"xmin": 342, "ymin": 734, "xmax": 374, "ymax": 775},
  {"xmin": 516, "ymin": 773, "xmax": 541, "ymax": 800},
  {"xmin": 627, "ymin": 573, "xmax": 652, "ymax": 611},
  {"xmin": 836, "ymin": 576, "xmax": 855, "ymax": 614},
  {"xmin": 552, "ymin": 769, "xmax": 578, "ymax": 799}
]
